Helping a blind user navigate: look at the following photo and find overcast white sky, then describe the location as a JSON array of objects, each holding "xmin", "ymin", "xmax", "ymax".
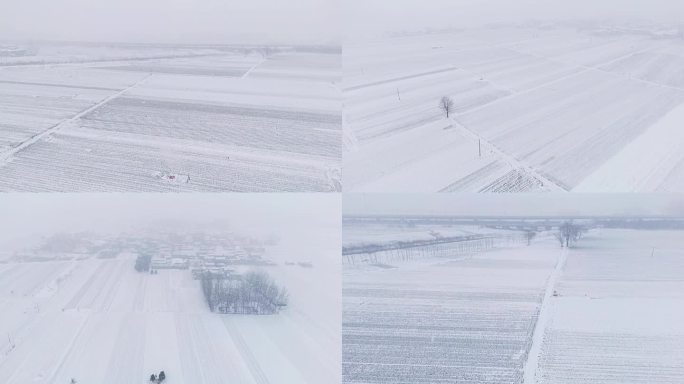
[
  {"xmin": 3, "ymin": 1, "xmax": 680, "ymax": 44},
  {"xmin": 0, "ymin": 194, "xmax": 340, "ymax": 249},
  {"xmin": 344, "ymin": 194, "xmax": 684, "ymax": 218},
  {"xmin": 345, "ymin": 0, "xmax": 684, "ymax": 39},
  {"xmin": 0, "ymin": 0, "xmax": 340, "ymax": 45}
]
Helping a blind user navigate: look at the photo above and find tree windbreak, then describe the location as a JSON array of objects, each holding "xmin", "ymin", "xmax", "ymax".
[{"xmin": 201, "ymin": 271, "xmax": 288, "ymax": 314}]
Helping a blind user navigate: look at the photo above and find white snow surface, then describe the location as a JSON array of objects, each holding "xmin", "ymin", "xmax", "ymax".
[
  {"xmin": 343, "ymin": 221, "xmax": 684, "ymax": 383},
  {"xmin": 534, "ymin": 229, "xmax": 684, "ymax": 384},
  {"xmin": 0, "ymin": 244, "xmax": 340, "ymax": 383},
  {"xmin": 0, "ymin": 46, "xmax": 341, "ymax": 192},
  {"xmin": 343, "ymin": 26, "xmax": 684, "ymax": 192}
]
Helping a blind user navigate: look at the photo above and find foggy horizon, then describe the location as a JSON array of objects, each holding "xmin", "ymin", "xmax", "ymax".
[
  {"xmin": 344, "ymin": 194, "xmax": 684, "ymax": 218},
  {"xmin": 0, "ymin": 0, "xmax": 341, "ymax": 45},
  {"xmin": 345, "ymin": 0, "xmax": 684, "ymax": 40},
  {"xmin": 0, "ymin": 194, "xmax": 340, "ymax": 250}
]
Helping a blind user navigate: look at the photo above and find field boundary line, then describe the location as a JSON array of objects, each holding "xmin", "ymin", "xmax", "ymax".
[
  {"xmin": 503, "ymin": 41, "xmax": 684, "ymax": 93},
  {"xmin": 345, "ymin": 66, "xmax": 461, "ymax": 92},
  {"xmin": 451, "ymin": 119, "xmax": 566, "ymax": 191},
  {"xmin": 242, "ymin": 57, "xmax": 266, "ymax": 78},
  {"xmin": 0, "ymin": 73, "xmax": 152, "ymax": 164}
]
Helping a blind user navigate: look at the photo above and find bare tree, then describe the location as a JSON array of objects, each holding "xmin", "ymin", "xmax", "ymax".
[
  {"xmin": 439, "ymin": 96, "xmax": 454, "ymax": 118},
  {"xmin": 525, "ymin": 231, "xmax": 537, "ymax": 246},
  {"xmin": 554, "ymin": 232, "xmax": 564, "ymax": 248},
  {"xmin": 557, "ymin": 221, "xmax": 584, "ymax": 248}
]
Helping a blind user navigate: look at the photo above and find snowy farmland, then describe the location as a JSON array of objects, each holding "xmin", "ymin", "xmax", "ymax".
[
  {"xmin": 342, "ymin": 218, "xmax": 684, "ymax": 383},
  {"xmin": 0, "ymin": 43, "xmax": 341, "ymax": 191},
  {"xmin": 533, "ymin": 229, "xmax": 684, "ymax": 384},
  {"xmin": 343, "ymin": 24, "xmax": 684, "ymax": 192},
  {"xmin": 0, "ymin": 230, "xmax": 340, "ymax": 384},
  {"xmin": 343, "ymin": 219, "xmax": 555, "ymax": 383}
]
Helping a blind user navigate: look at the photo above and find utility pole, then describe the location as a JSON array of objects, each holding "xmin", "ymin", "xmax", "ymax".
[
  {"xmin": 397, "ymin": 88, "xmax": 401, "ymax": 101},
  {"xmin": 7, "ymin": 333, "xmax": 14, "ymax": 349},
  {"xmin": 478, "ymin": 139, "xmax": 481, "ymax": 158}
]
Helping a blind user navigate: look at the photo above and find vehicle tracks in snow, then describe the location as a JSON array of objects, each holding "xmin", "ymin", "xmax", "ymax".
[{"xmin": 224, "ymin": 322, "xmax": 270, "ymax": 384}]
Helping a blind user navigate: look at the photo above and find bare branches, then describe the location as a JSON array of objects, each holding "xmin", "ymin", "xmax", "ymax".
[
  {"xmin": 557, "ymin": 221, "xmax": 585, "ymax": 248},
  {"xmin": 201, "ymin": 271, "xmax": 288, "ymax": 315},
  {"xmin": 439, "ymin": 96, "xmax": 454, "ymax": 118}
]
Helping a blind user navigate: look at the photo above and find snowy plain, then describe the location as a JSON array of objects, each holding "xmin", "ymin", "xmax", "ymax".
[
  {"xmin": 342, "ymin": 217, "xmax": 684, "ymax": 383},
  {"xmin": 0, "ymin": 237, "xmax": 340, "ymax": 384},
  {"xmin": 343, "ymin": 23, "xmax": 684, "ymax": 192},
  {"xmin": 0, "ymin": 193, "xmax": 342, "ymax": 384},
  {"xmin": 0, "ymin": 43, "xmax": 341, "ymax": 192}
]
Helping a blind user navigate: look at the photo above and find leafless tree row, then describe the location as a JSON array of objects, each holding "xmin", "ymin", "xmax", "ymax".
[{"xmin": 343, "ymin": 237, "xmax": 496, "ymax": 265}]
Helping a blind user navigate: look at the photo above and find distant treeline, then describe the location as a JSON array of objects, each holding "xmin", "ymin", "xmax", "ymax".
[
  {"xmin": 342, "ymin": 236, "xmax": 514, "ymax": 265},
  {"xmin": 344, "ymin": 216, "xmax": 684, "ymax": 231},
  {"xmin": 343, "ymin": 234, "xmax": 493, "ymax": 256},
  {"xmin": 201, "ymin": 271, "xmax": 288, "ymax": 315}
]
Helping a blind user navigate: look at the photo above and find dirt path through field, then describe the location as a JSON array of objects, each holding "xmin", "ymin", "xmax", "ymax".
[{"xmin": 522, "ymin": 247, "xmax": 568, "ymax": 384}]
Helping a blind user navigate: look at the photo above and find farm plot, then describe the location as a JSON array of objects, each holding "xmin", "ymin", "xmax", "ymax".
[
  {"xmin": 343, "ymin": 230, "xmax": 560, "ymax": 383},
  {"xmin": 250, "ymin": 52, "xmax": 341, "ymax": 83},
  {"xmin": 0, "ymin": 43, "xmax": 223, "ymax": 67},
  {"xmin": 534, "ymin": 229, "xmax": 684, "ymax": 384},
  {"xmin": 0, "ymin": 50, "xmax": 342, "ymax": 191},
  {"xmin": 600, "ymin": 39, "xmax": 684, "ymax": 89},
  {"xmin": 101, "ymin": 54, "xmax": 260, "ymax": 77},
  {"xmin": 0, "ymin": 255, "xmax": 338, "ymax": 384},
  {"xmin": 0, "ymin": 66, "xmax": 146, "ymax": 152},
  {"xmin": 0, "ymin": 131, "xmax": 337, "ymax": 192},
  {"xmin": 455, "ymin": 69, "xmax": 684, "ymax": 189},
  {"xmin": 343, "ymin": 26, "xmax": 684, "ymax": 192}
]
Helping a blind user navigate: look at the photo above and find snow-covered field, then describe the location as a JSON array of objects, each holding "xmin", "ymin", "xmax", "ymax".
[
  {"xmin": 343, "ymin": 220, "xmax": 556, "ymax": 383},
  {"xmin": 0, "ymin": 45, "xmax": 341, "ymax": 191},
  {"xmin": 534, "ymin": 229, "xmax": 684, "ymax": 384},
  {"xmin": 343, "ymin": 25, "xmax": 684, "ymax": 192},
  {"xmin": 343, "ymin": 219, "xmax": 684, "ymax": 383},
  {"xmin": 0, "ymin": 244, "xmax": 340, "ymax": 383}
]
